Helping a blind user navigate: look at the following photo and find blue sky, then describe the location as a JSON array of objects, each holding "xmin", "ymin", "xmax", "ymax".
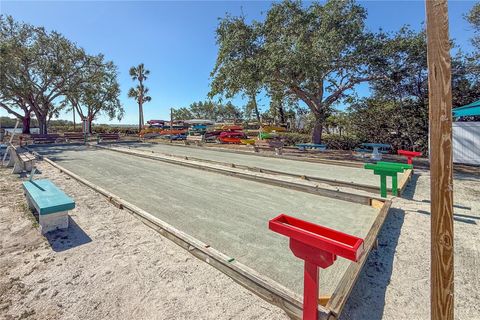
[{"xmin": 0, "ymin": 1, "xmax": 477, "ymax": 125}]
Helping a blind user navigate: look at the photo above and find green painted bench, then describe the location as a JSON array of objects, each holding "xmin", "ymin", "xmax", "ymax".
[
  {"xmin": 364, "ymin": 162, "xmax": 409, "ymax": 198},
  {"xmin": 376, "ymin": 161, "xmax": 413, "ymax": 171},
  {"xmin": 23, "ymin": 179, "xmax": 75, "ymax": 234}
]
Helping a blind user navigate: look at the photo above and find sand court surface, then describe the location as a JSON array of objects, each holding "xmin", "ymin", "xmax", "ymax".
[
  {"xmin": 30, "ymin": 144, "xmax": 380, "ymax": 297},
  {"xmin": 105, "ymin": 141, "xmax": 402, "ymax": 190}
]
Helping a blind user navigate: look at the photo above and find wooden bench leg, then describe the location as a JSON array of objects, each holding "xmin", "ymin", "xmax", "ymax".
[
  {"xmin": 391, "ymin": 174, "xmax": 398, "ymax": 196},
  {"xmin": 39, "ymin": 211, "xmax": 69, "ymax": 234},
  {"xmin": 380, "ymin": 174, "xmax": 387, "ymax": 198},
  {"xmin": 24, "ymin": 160, "xmax": 34, "ymax": 173}
]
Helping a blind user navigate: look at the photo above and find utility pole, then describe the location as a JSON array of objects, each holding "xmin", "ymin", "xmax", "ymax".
[{"xmin": 425, "ymin": 1, "xmax": 454, "ymax": 319}]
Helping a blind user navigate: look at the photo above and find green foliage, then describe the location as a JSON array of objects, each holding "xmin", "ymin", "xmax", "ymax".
[
  {"xmin": 211, "ymin": 0, "xmax": 395, "ymax": 143},
  {"xmin": 278, "ymin": 132, "xmax": 360, "ymax": 149},
  {"xmin": 277, "ymin": 132, "xmax": 310, "ymax": 145},
  {"xmin": 65, "ymin": 58, "xmax": 124, "ymax": 133},
  {"xmin": 0, "ymin": 15, "xmax": 123, "ymax": 134},
  {"xmin": 467, "ymin": 3, "xmax": 480, "ymax": 51},
  {"xmin": 322, "ymin": 133, "xmax": 361, "ymax": 150},
  {"xmin": 171, "ymin": 107, "xmax": 193, "ymax": 120},
  {"xmin": 210, "ymin": 15, "xmax": 263, "ymax": 121},
  {"xmin": 348, "ymin": 97, "xmax": 428, "ymax": 152},
  {"xmin": 47, "ymin": 123, "xmax": 138, "ymax": 134},
  {"xmin": 172, "ymin": 101, "xmax": 243, "ymax": 122}
]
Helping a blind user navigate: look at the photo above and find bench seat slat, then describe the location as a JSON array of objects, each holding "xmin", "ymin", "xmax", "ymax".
[{"xmin": 23, "ymin": 179, "xmax": 75, "ymax": 215}]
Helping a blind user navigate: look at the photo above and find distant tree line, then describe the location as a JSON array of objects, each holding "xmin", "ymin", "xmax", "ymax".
[
  {"xmin": 172, "ymin": 101, "xmax": 243, "ymax": 122},
  {"xmin": 0, "ymin": 15, "xmax": 124, "ymax": 134},
  {"xmin": 209, "ymin": 0, "xmax": 480, "ymax": 149}
]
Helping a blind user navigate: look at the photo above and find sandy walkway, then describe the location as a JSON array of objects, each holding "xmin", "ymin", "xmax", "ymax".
[
  {"xmin": 1, "ymin": 158, "xmax": 479, "ymax": 320},
  {"xmin": 341, "ymin": 169, "xmax": 480, "ymax": 320}
]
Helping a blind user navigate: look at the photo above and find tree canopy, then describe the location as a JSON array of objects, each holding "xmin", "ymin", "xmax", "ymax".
[
  {"xmin": 467, "ymin": 3, "xmax": 480, "ymax": 52},
  {"xmin": 209, "ymin": 15, "xmax": 263, "ymax": 122},
  {"xmin": 65, "ymin": 59, "xmax": 124, "ymax": 133},
  {"xmin": 210, "ymin": 0, "xmax": 396, "ymax": 143},
  {"xmin": 172, "ymin": 101, "xmax": 243, "ymax": 122},
  {"xmin": 0, "ymin": 15, "xmax": 123, "ymax": 133}
]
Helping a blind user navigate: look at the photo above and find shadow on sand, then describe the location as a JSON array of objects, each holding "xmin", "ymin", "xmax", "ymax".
[
  {"xmin": 43, "ymin": 217, "xmax": 92, "ymax": 252},
  {"xmin": 400, "ymin": 172, "xmax": 420, "ymax": 200},
  {"xmin": 339, "ymin": 207, "xmax": 405, "ymax": 320}
]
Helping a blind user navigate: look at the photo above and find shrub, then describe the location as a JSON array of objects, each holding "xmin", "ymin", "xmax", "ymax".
[
  {"xmin": 278, "ymin": 132, "xmax": 360, "ymax": 150},
  {"xmin": 322, "ymin": 134, "xmax": 361, "ymax": 150},
  {"xmin": 278, "ymin": 132, "xmax": 311, "ymax": 145}
]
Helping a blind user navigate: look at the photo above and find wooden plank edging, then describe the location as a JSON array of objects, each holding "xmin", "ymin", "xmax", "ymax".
[{"xmin": 326, "ymin": 199, "xmax": 392, "ymax": 317}]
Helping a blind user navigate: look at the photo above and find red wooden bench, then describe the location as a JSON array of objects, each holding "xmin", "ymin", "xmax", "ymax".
[
  {"xmin": 64, "ymin": 132, "xmax": 86, "ymax": 143},
  {"xmin": 31, "ymin": 134, "xmax": 60, "ymax": 144},
  {"xmin": 97, "ymin": 133, "xmax": 120, "ymax": 143}
]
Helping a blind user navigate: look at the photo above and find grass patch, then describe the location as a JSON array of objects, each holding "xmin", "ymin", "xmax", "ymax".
[{"xmin": 20, "ymin": 202, "xmax": 39, "ymax": 228}]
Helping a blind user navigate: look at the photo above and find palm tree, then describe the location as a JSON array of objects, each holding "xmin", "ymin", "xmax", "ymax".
[{"xmin": 128, "ymin": 63, "xmax": 152, "ymax": 131}]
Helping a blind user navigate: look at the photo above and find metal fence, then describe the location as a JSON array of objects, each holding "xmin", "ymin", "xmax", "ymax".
[{"xmin": 453, "ymin": 122, "xmax": 480, "ymax": 165}]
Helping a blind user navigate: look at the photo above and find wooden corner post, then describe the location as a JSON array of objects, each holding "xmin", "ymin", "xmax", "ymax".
[{"xmin": 425, "ymin": 1, "xmax": 454, "ymax": 320}]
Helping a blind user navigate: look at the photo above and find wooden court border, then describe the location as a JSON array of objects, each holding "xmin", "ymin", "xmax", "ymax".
[
  {"xmin": 97, "ymin": 143, "xmax": 412, "ymax": 196},
  {"xmin": 31, "ymin": 149, "xmax": 392, "ymax": 319}
]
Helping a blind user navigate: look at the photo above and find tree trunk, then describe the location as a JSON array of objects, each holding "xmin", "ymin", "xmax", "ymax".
[
  {"xmin": 278, "ymin": 105, "xmax": 286, "ymax": 124},
  {"xmin": 139, "ymin": 103, "xmax": 144, "ymax": 132},
  {"xmin": 251, "ymin": 95, "xmax": 261, "ymax": 123},
  {"xmin": 22, "ymin": 113, "xmax": 31, "ymax": 134},
  {"xmin": 38, "ymin": 118, "xmax": 47, "ymax": 134},
  {"xmin": 311, "ymin": 117, "xmax": 324, "ymax": 144}
]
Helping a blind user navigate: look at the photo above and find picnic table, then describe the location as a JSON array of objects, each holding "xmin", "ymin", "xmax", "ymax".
[{"xmin": 360, "ymin": 143, "xmax": 391, "ymax": 160}]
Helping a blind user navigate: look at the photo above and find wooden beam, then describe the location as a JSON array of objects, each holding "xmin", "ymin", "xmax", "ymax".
[
  {"xmin": 327, "ymin": 199, "xmax": 392, "ymax": 317},
  {"xmin": 425, "ymin": 1, "xmax": 454, "ymax": 319}
]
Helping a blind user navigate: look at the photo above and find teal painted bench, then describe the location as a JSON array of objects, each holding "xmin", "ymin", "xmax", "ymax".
[
  {"xmin": 296, "ymin": 143, "xmax": 327, "ymax": 151},
  {"xmin": 23, "ymin": 179, "xmax": 75, "ymax": 234}
]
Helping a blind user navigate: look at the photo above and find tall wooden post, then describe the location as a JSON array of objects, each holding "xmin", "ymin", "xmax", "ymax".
[{"xmin": 425, "ymin": 1, "xmax": 454, "ymax": 319}]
